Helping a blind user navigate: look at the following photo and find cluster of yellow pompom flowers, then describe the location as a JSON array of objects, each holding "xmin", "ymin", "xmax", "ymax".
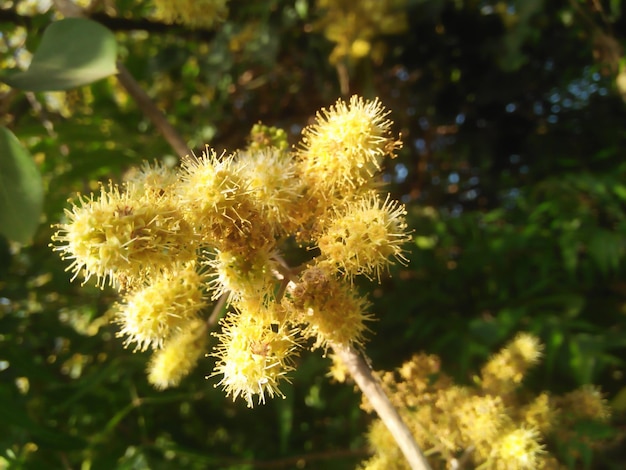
[
  {"xmin": 51, "ymin": 96, "xmax": 409, "ymax": 407},
  {"xmin": 351, "ymin": 333, "xmax": 612, "ymax": 469}
]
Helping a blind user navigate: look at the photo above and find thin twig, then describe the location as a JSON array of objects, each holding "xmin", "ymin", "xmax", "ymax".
[
  {"xmin": 24, "ymin": 92, "xmax": 60, "ymax": 139},
  {"xmin": 52, "ymin": 0, "xmax": 191, "ymax": 160},
  {"xmin": 336, "ymin": 61, "xmax": 350, "ymax": 96},
  {"xmin": 331, "ymin": 343, "xmax": 432, "ymax": 470},
  {"xmin": 115, "ymin": 62, "xmax": 191, "ymax": 160}
]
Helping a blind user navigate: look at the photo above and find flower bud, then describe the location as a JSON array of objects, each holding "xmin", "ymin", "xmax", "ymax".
[
  {"xmin": 147, "ymin": 318, "xmax": 208, "ymax": 389},
  {"xmin": 116, "ymin": 263, "xmax": 208, "ymax": 351}
]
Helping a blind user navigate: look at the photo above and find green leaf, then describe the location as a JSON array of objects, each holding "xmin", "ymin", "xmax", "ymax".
[
  {"xmin": 1, "ymin": 18, "xmax": 117, "ymax": 91},
  {"xmin": 0, "ymin": 127, "xmax": 44, "ymax": 243},
  {"xmin": 588, "ymin": 229, "xmax": 624, "ymax": 275},
  {"xmin": 613, "ymin": 184, "xmax": 626, "ymax": 201}
]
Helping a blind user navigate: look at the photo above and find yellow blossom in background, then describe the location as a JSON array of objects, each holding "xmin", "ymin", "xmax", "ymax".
[
  {"xmin": 455, "ymin": 395, "xmax": 509, "ymax": 451},
  {"xmin": 553, "ymin": 385, "xmax": 611, "ymax": 461},
  {"xmin": 557, "ymin": 384, "xmax": 611, "ymax": 422},
  {"xmin": 327, "ymin": 353, "xmax": 349, "ymax": 383},
  {"xmin": 520, "ymin": 392, "xmax": 555, "ymax": 434},
  {"xmin": 481, "ymin": 332, "xmax": 543, "ymax": 395},
  {"xmin": 362, "ymin": 418, "xmax": 408, "ymax": 470},
  {"xmin": 359, "ymin": 333, "xmax": 613, "ymax": 469},
  {"xmin": 152, "ymin": 0, "xmax": 228, "ymax": 29},
  {"xmin": 316, "ymin": 0, "xmax": 408, "ymax": 64},
  {"xmin": 247, "ymin": 122, "xmax": 289, "ymax": 152}
]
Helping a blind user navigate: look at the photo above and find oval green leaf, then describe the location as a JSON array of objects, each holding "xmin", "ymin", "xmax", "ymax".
[
  {"xmin": 1, "ymin": 18, "xmax": 117, "ymax": 91},
  {"xmin": 0, "ymin": 127, "xmax": 44, "ymax": 243}
]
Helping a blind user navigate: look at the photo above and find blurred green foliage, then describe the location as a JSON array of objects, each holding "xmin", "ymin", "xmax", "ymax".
[{"xmin": 1, "ymin": 0, "xmax": 625, "ymax": 468}]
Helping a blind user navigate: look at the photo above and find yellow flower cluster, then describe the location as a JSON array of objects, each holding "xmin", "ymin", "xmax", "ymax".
[
  {"xmin": 358, "ymin": 333, "xmax": 612, "ymax": 469},
  {"xmin": 51, "ymin": 96, "xmax": 410, "ymax": 405},
  {"xmin": 152, "ymin": 0, "xmax": 228, "ymax": 29},
  {"xmin": 315, "ymin": 0, "xmax": 409, "ymax": 64}
]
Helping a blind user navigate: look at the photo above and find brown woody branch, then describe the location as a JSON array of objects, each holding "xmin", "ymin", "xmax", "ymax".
[{"xmin": 332, "ymin": 343, "xmax": 432, "ymax": 470}]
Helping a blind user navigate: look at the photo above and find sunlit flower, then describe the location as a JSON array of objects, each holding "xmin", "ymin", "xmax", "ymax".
[
  {"xmin": 233, "ymin": 148, "xmax": 304, "ymax": 234},
  {"xmin": 124, "ymin": 160, "xmax": 179, "ymax": 204},
  {"xmin": 297, "ymin": 95, "xmax": 401, "ymax": 195},
  {"xmin": 50, "ymin": 183, "xmax": 196, "ymax": 288},
  {"xmin": 317, "ymin": 192, "xmax": 410, "ymax": 281},
  {"xmin": 211, "ymin": 307, "xmax": 299, "ymax": 407},
  {"xmin": 284, "ymin": 265, "xmax": 373, "ymax": 349},
  {"xmin": 206, "ymin": 247, "xmax": 278, "ymax": 302},
  {"xmin": 116, "ymin": 263, "xmax": 208, "ymax": 351},
  {"xmin": 177, "ymin": 149, "xmax": 245, "ymax": 241}
]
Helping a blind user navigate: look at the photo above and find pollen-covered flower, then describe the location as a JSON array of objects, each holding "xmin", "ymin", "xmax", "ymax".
[
  {"xmin": 124, "ymin": 160, "xmax": 179, "ymax": 204},
  {"xmin": 317, "ymin": 192, "xmax": 410, "ymax": 281},
  {"xmin": 491, "ymin": 426, "xmax": 545, "ymax": 469},
  {"xmin": 152, "ymin": 0, "xmax": 228, "ymax": 29},
  {"xmin": 177, "ymin": 149, "xmax": 241, "ymax": 220},
  {"xmin": 206, "ymin": 247, "xmax": 279, "ymax": 303},
  {"xmin": 177, "ymin": 149, "xmax": 262, "ymax": 249},
  {"xmin": 147, "ymin": 318, "xmax": 208, "ymax": 389},
  {"xmin": 50, "ymin": 183, "xmax": 196, "ymax": 288},
  {"xmin": 233, "ymin": 148, "xmax": 304, "ymax": 233},
  {"xmin": 284, "ymin": 265, "xmax": 373, "ymax": 349},
  {"xmin": 481, "ymin": 332, "xmax": 543, "ymax": 395},
  {"xmin": 116, "ymin": 263, "xmax": 208, "ymax": 351},
  {"xmin": 211, "ymin": 307, "xmax": 299, "ymax": 407},
  {"xmin": 297, "ymin": 95, "xmax": 401, "ymax": 194}
]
